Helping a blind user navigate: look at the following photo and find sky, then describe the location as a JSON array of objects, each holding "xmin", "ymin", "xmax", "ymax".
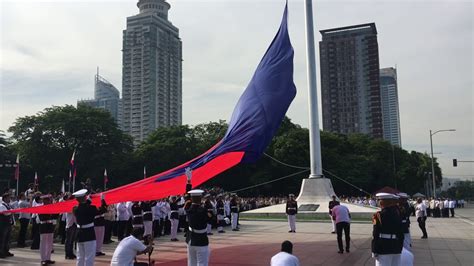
[{"xmin": 1, "ymin": 0, "xmax": 473, "ymax": 181}]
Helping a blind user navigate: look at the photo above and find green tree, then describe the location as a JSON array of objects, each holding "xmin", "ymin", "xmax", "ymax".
[{"xmin": 8, "ymin": 105, "xmax": 133, "ymax": 192}]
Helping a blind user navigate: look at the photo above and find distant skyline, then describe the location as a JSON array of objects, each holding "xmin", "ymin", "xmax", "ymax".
[{"xmin": 1, "ymin": 0, "xmax": 472, "ymax": 180}]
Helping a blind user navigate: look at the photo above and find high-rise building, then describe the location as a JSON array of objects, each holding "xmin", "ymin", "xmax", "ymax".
[
  {"xmin": 78, "ymin": 70, "xmax": 122, "ymax": 127},
  {"xmin": 380, "ymin": 67, "xmax": 401, "ymax": 147},
  {"xmin": 122, "ymin": 0, "xmax": 182, "ymax": 144},
  {"xmin": 319, "ymin": 23, "xmax": 383, "ymax": 138}
]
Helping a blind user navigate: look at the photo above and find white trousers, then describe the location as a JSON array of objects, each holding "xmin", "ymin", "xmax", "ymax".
[
  {"xmin": 171, "ymin": 218, "xmax": 179, "ymax": 239},
  {"xmin": 187, "ymin": 244, "xmax": 210, "ymax": 266},
  {"xmin": 94, "ymin": 226, "xmax": 105, "ymax": 253},
  {"xmin": 231, "ymin": 213, "xmax": 238, "ymax": 230},
  {"xmin": 40, "ymin": 233, "xmax": 53, "ymax": 261},
  {"xmin": 206, "ymin": 224, "xmax": 212, "ymax": 234},
  {"xmin": 77, "ymin": 240, "xmax": 96, "ymax": 266},
  {"xmin": 217, "ymin": 215, "xmax": 224, "ymax": 232},
  {"xmin": 403, "ymin": 232, "xmax": 411, "ymax": 251},
  {"xmin": 287, "ymin": 215, "xmax": 296, "ymax": 231},
  {"xmin": 330, "ymin": 215, "xmax": 336, "ymax": 232},
  {"xmin": 144, "ymin": 221, "xmax": 153, "ymax": 236},
  {"xmin": 375, "ymin": 254, "xmax": 401, "ymax": 266}
]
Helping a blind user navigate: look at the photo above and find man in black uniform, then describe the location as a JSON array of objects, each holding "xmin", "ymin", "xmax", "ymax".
[
  {"xmin": 204, "ymin": 196, "xmax": 214, "ymax": 235},
  {"xmin": 216, "ymin": 195, "xmax": 225, "ymax": 233},
  {"xmin": 286, "ymin": 194, "xmax": 298, "ymax": 233},
  {"xmin": 141, "ymin": 201, "xmax": 153, "ymax": 241},
  {"xmin": 38, "ymin": 195, "xmax": 58, "ymax": 265},
  {"xmin": 328, "ymin": 195, "xmax": 339, "ymax": 234},
  {"xmin": 186, "ymin": 189, "xmax": 211, "ymax": 266},
  {"xmin": 0, "ymin": 193, "xmax": 14, "ymax": 258},
  {"xmin": 230, "ymin": 195, "xmax": 239, "ymax": 231},
  {"xmin": 72, "ymin": 189, "xmax": 107, "ymax": 266},
  {"xmin": 397, "ymin": 192, "xmax": 412, "ymax": 251},
  {"xmin": 372, "ymin": 192, "xmax": 404, "ymax": 265}
]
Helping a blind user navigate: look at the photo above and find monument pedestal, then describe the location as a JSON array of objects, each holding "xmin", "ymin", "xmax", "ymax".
[
  {"xmin": 241, "ymin": 177, "xmax": 378, "ymax": 219},
  {"xmin": 297, "ymin": 178, "xmax": 336, "ymax": 203}
]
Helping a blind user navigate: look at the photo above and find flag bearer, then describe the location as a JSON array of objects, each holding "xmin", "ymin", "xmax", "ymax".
[
  {"xmin": 38, "ymin": 195, "xmax": 57, "ymax": 265},
  {"xmin": 186, "ymin": 189, "xmax": 211, "ymax": 266},
  {"xmin": 72, "ymin": 189, "xmax": 107, "ymax": 266}
]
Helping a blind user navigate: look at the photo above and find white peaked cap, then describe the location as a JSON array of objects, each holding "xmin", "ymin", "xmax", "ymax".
[
  {"xmin": 376, "ymin": 192, "xmax": 399, "ymax": 199},
  {"xmin": 188, "ymin": 189, "xmax": 204, "ymax": 196},
  {"xmin": 72, "ymin": 189, "xmax": 88, "ymax": 197},
  {"xmin": 397, "ymin": 192, "xmax": 409, "ymax": 199}
]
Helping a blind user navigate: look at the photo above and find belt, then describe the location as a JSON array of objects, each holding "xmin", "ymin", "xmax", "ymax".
[
  {"xmin": 133, "ymin": 214, "xmax": 143, "ymax": 218},
  {"xmin": 39, "ymin": 220, "xmax": 53, "ymax": 224},
  {"xmin": 132, "ymin": 224, "xmax": 144, "ymax": 228},
  {"xmin": 287, "ymin": 208, "xmax": 296, "ymax": 210},
  {"xmin": 188, "ymin": 227, "xmax": 207, "ymax": 234},
  {"xmin": 379, "ymin": 233, "xmax": 397, "ymax": 239},
  {"xmin": 207, "ymin": 209, "xmax": 213, "ymax": 212},
  {"xmin": 94, "ymin": 214, "xmax": 105, "ymax": 219},
  {"xmin": 171, "ymin": 210, "xmax": 179, "ymax": 213},
  {"xmin": 77, "ymin": 223, "xmax": 94, "ymax": 229},
  {"xmin": 143, "ymin": 211, "xmax": 152, "ymax": 215},
  {"xmin": 401, "ymin": 219, "xmax": 407, "ymax": 223}
]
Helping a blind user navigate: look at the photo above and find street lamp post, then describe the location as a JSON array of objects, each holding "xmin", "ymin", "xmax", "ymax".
[{"xmin": 429, "ymin": 129, "xmax": 455, "ymax": 198}]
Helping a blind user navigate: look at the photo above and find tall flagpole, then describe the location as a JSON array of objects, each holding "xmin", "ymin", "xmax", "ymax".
[
  {"xmin": 15, "ymin": 154, "xmax": 20, "ymax": 197},
  {"xmin": 304, "ymin": 0, "xmax": 323, "ymax": 178}
]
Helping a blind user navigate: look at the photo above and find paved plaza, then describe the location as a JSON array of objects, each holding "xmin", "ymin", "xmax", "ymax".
[{"xmin": 1, "ymin": 207, "xmax": 473, "ymax": 266}]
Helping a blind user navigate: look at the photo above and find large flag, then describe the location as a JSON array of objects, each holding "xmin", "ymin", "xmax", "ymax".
[
  {"xmin": 14, "ymin": 154, "xmax": 20, "ymax": 180},
  {"xmin": 6, "ymin": 3, "xmax": 296, "ymax": 214}
]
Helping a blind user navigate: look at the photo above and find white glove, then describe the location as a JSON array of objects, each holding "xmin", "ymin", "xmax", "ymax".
[{"xmin": 185, "ymin": 167, "xmax": 192, "ymax": 182}]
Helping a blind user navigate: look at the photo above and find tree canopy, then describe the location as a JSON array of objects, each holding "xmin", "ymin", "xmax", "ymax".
[{"xmin": 3, "ymin": 106, "xmax": 442, "ymax": 197}]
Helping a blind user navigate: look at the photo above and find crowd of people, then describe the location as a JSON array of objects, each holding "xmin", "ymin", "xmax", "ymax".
[{"xmin": 0, "ymin": 180, "xmax": 468, "ymax": 266}]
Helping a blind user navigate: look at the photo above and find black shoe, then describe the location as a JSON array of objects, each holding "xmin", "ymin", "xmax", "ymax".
[
  {"xmin": 41, "ymin": 261, "xmax": 48, "ymax": 265},
  {"xmin": 218, "ymin": 231, "xmax": 225, "ymax": 233},
  {"xmin": 232, "ymin": 229, "xmax": 239, "ymax": 231},
  {"xmin": 207, "ymin": 232, "xmax": 213, "ymax": 235},
  {"xmin": 6, "ymin": 252, "xmax": 14, "ymax": 257},
  {"xmin": 346, "ymin": 249, "xmax": 350, "ymax": 253},
  {"xmin": 46, "ymin": 260, "xmax": 55, "ymax": 264},
  {"xmin": 421, "ymin": 235, "xmax": 428, "ymax": 239},
  {"xmin": 65, "ymin": 256, "xmax": 76, "ymax": 260},
  {"xmin": 338, "ymin": 250, "xmax": 344, "ymax": 254},
  {"xmin": 288, "ymin": 230, "xmax": 293, "ymax": 233},
  {"xmin": 96, "ymin": 252, "xmax": 105, "ymax": 256},
  {"xmin": 170, "ymin": 238, "xmax": 179, "ymax": 241},
  {"xmin": 331, "ymin": 231, "xmax": 336, "ymax": 234}
]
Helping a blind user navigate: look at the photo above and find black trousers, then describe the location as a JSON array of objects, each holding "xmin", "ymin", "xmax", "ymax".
[
  {"xmin": 59, "ymin": 220, "xmax": 66, "ymax": 244},
  {"xmin": 104, "ymin": 220, "xmax": 113, "ymax": 242},
  {"xmin": 336, "ymin": 222, "xmax": 350, "ymax": 252},
  {"xmin": 17, "ymin": 218, "xmax": 30, "ymax": 246},
  {"xmin": 30, "ymin": 219, "xmax": 40, "ymax": 249},
  {"xmin": 164, "ymin": 218, "xmax": 171, "ymax": 235},
  {"xmin": 65, "ymin": 226, "xmax": 76, "ymax": 257},
  {"xmin": 426, "ymin": 208, "xmax": 431, "ymax": 217},
  {"xmin": 117, "ymin": 220, "xmax": 128, "ymax": 241},
  {"xmin": 0, "ymin": 223, "xmax": 12, "ymax": 255},
  {"xmin": 450, "ymin": 208, "xmax": 455, "ymax": 217},
  {"xmin": 153, "ymin": 219, "xmax": 162, "ymax": 237},
  {"xmin": 417, "ymin": 217, "xmax": 428, "ymax": 237}
]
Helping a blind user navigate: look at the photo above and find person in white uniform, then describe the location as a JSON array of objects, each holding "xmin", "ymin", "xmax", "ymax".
[
  {"xmin": 110, "ymin": 227, "xmax": 153, "ymax": 266},
  {"xmin": 270, "ymin": 240, "xmax": 300, "ymax": 266}
]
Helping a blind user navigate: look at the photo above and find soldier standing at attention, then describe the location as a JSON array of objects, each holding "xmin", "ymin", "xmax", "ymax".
[
  {"xmin": 186, "ymin": 189, "xmax": 211, "ymax": 266},
  {"xmin": 72, "ymin": 189, "xmax": 107, "ymax": 266},
  {"xmin": 141, "ymin": 201, "xmax": 153, "ymax": 241},
  {"xmin": 397, "ymin": 192, "xmax": 412, "ymax": 250},
  {"xmin": 38, "ymin": 195, "xmax": 58, "ymax": 265},
  {"xmin": 372, "ymin": 193, "xmax": 404, "ymax": 266},
  {"xmin": 204, "ymin": 195, "xmax": 214, "ymax": 235},
  {"xmin": 286, "ymin": 194, "xmax": 298, "ymax": 233},
  {"xmin": 216, "ymin": 195, "xmax": 226, "ymax": 233},
  {"xmin": 230, "ymin": 194, "xmax": 240, "ymax": 231},
  {"xmin": 328, "ymin": 195, "xmax": 339, "ymax": 234},
  {"xmin": 93, "ymin": 190, "xmax": 107, "ymax": 257},
  {"xmin": 170, "ymin": 196, "xmax": 180, "ymax": 241}
]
